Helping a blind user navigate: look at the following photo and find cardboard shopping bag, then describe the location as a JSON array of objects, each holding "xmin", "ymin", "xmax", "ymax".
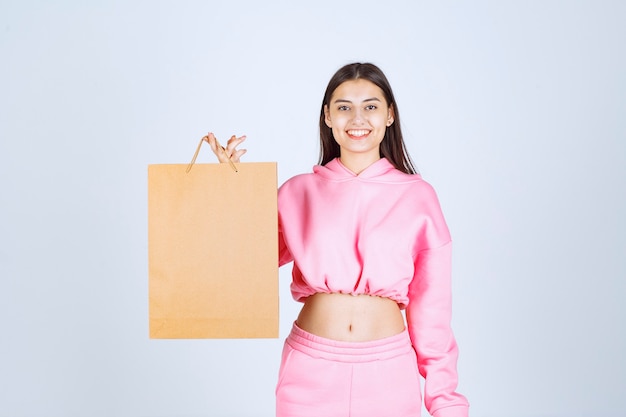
[{"xmin": 148, "ymin": 148, "xmax": 278, "ymax": 339}]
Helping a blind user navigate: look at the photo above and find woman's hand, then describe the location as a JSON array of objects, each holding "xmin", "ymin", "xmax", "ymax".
[{"xmin": 204, "ymin": 132, "xmax": 247, "ymax": 163}]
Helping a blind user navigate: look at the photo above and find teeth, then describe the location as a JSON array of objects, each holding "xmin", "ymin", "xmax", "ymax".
[{"xmin": 348, "ymin": 130, "xmax": 369, "ymax": 137}]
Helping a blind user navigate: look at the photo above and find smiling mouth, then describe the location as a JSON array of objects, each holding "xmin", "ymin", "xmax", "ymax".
[{"xmin": 347, "ymin": 129, "xmax": 370, "ymax": 138}]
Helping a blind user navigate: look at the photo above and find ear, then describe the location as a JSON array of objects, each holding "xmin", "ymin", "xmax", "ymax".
[
  {"xmin": 324, "ymin": 105, "xmax": 332, "ymax": 128},
  {"xmin": 386, "ymin": 104, "xmax": 395, "ymax": 127}
]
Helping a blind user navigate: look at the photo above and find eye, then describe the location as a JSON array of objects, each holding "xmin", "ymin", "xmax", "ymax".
[
  {"xmin": 365, "ymin": 104, "xmax": 378, "ymax": 110},
  {"xmin": 338, "ymin": 105, "xmax": 350, "ymax": 111}
]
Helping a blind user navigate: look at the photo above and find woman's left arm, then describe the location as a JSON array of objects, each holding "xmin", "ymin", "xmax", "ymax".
[
  {"xmin": 405, "ymin": 181, "xmax": 469, "ymax": 417},
  {"xmin": 406, "ymin": 241, "xmax": 469, "ymax": 417}
]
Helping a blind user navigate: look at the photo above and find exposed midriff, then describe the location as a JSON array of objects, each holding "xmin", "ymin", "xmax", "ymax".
[{"xmin": 296, "ymin": 292, "xmax": 405, "ymax": 342}]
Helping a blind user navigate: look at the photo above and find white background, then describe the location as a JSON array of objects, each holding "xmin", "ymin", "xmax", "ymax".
[{"xmin": 1, "ymin": 1, "xmax": 624, "ymax": 416}]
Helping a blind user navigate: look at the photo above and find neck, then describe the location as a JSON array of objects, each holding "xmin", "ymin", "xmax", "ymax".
[{"xmin": 339, "ymin": 154, "xmax": 381, "ymax": 175}]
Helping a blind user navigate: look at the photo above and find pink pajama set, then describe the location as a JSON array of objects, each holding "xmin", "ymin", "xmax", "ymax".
[{"xmin": 276, "ymin": 158, "xmax": 469, "ymax": 417}]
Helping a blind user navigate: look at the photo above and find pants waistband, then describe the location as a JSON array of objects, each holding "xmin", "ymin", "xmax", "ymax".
[{"xmin": 286, "ymin": 322, "xmax": 413, "ymax": 363}]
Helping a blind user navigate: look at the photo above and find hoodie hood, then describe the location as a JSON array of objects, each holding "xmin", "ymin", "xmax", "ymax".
[{"xmin": 313, "ymin": 158, "xmax": 421, "ymax": 183}]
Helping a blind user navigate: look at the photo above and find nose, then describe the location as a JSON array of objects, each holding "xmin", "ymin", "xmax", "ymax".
[{"xmin": 351, "ymin": 108, "xmax": 365, "ymax": 125}]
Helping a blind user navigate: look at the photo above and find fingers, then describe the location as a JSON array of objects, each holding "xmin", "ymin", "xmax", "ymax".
[
  {"xmin": 203, "ymin": 132, "xmax": 219, "ymax": 154},
  {"xmin": 203, "ymin": 132, "xmax": 227, "ymax": 163},
  {"xmin": 232, "ymin": 148, "xmax": 247, "ymax": 162},
  {"xmin": 225, "ymin": 135, "xmax": 247, "ymax": 163},
  {"xmin": 204, "ymin": 133, "xmax": 247, "ymax": 163}
]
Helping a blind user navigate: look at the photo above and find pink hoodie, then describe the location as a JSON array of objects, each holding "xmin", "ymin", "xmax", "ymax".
[{"xmin": 277, "ymin": 157, "xmax": 469, "ymax": 417}]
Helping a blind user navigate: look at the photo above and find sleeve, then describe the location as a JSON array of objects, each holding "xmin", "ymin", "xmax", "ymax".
[
  {"xmin": 278, "ymin": 211, "xmax": 293, "ymax": 267},
  {"xmin": 406, "ymin": 241, "xmax": 469, "ymax": 417}
]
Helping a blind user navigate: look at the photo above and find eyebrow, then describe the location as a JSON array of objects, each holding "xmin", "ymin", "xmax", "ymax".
[{"xmin": 332, "ymin": 97, "xmax": 382, "ymax": 104}]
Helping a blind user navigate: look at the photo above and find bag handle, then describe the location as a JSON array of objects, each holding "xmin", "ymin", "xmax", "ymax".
[{"xmin": 186, "ymin": 136, "xmax": 238, "ymax": 173}]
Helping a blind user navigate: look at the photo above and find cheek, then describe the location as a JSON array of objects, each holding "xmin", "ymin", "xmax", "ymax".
[
  {"xmin": 374, "ymin": 113, "xmax": 390, "ymax": 127},
  {"xmin": 329, "ymin": 112, "xmax": 349, "ymax": 125},
  {"xmin": 331, "ymin": 125, "xmax": 343, "ymax": 140},
  {"xmin": 329, "ymin": 112, "xmax": 346, "ymax": 125}
]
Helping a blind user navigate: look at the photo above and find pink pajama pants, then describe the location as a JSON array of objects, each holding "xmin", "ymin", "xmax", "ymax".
[{"xmin": 276, "ymin": 323, "xmax": 422, "ymax": 417}]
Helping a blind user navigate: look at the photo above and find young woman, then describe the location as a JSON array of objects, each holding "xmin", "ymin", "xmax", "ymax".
[{"xmin": 207, "ymin": 63, "xmax": 469, "ymax": 417}]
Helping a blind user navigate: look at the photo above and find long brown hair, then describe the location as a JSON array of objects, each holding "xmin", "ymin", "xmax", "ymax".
[{"xmin": 318, "ymin": 63, "xmax": 417, "ymax": 174}]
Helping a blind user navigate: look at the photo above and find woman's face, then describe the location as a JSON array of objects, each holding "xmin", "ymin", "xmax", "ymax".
[{"xmin": 324, "ymin": 79, "xmax": 394, "ymax": 169}]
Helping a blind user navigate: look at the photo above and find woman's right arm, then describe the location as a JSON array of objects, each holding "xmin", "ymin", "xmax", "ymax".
[{"xmin": 207, "ymin": 132, "xmax": 293, "ymax": 267}]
